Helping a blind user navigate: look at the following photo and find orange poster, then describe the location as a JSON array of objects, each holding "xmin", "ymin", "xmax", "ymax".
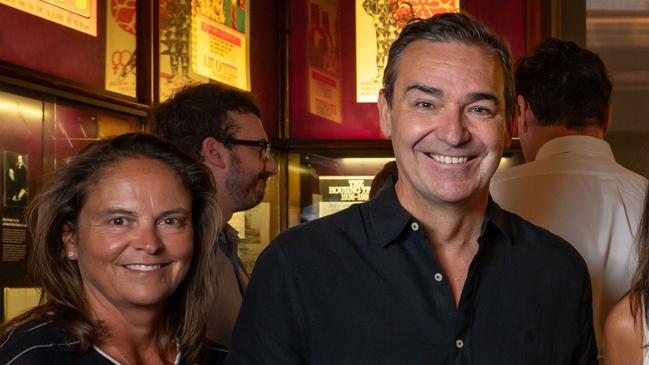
[
  {"xmin": 355, "ymin": 0, "xmax": 460, "ymax": 102},
  {"xmin": 307, "ymin": 0, "xmax": 342, "ymax": 123},
  {"xmin": 0, "ymin": 0, "xmax": 97, "ymax": 36}
]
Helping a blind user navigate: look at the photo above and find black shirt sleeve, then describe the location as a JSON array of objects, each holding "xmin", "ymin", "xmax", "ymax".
[{"xmin": 227, "ymin": 240, "xmax": 308, "ymax": 365}]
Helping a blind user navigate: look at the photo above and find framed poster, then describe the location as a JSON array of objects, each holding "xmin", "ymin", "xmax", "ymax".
[
  {"xmin": 190, "ymin": 0, "xmax": 251, "ymax": 91},
  {"xmin": 307, "ymin": 0, "xmax": 342, "ymax": 123},
  {"xmin": 355, "ymin": 0, "xmax": 460, "ymax": 102},
  {"xmin": 0, "ymin": 0, "xmax": 98, "ymax": 36}
]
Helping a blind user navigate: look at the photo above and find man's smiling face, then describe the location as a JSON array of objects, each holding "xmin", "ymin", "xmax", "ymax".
[{"xmin": 379, "ymin": 40, "xmax": 508, "ymax": 208}]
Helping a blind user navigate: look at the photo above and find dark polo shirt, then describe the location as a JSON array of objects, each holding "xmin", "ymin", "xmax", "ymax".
[{"xmin": 228, "ymin": 179, "xmax": 597, "ymax": 365}]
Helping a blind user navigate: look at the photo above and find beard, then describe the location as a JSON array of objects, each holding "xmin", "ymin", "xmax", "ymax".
[{"xmin": 225, "ymin": 153, "xmax": 271, "ymax": 212}]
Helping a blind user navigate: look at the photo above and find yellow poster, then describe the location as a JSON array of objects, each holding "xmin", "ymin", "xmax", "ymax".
[
  {"xmin": 159, "ymin": 0, "xmax": 208, "ymax": 101},
  {"xmin": 0, "ymin": 0, "xmax": 97, "ymax": 36},
  {"xmin": 355, "ymin": 0, "xmax": 460, "ymax": 103},
  {"xmin": 105, "ymin": 0, "xmax": 136, "ymax": 97},
  {"xmin": 191, "ymin": 0, "xmax": 250, "ymax": 91},
  {"xmin": 307, "ymin": 0, "xmax": 342, "ymax": 123}
]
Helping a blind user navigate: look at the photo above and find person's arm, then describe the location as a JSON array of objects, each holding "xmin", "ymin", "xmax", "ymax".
[
  {"xmin": 603, "ymin": 294, "xmax": 643, "ymax": 365},
  {"xmin": 227, "ymin": 241, "xmax": 307, "ymax": 365},
  {"xmin": 574, "ymin": 271, "xmax": 599, "ymax": 365}
]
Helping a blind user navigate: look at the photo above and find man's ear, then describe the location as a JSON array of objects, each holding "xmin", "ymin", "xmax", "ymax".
[
  {"xmin": 516, "ymin": 95, "xmax": 531, "ymax": 134},
  {"xmin": 603, "ymin": 105, "xmax": 612, "ymax": 133},
  {"xmin": 378, "ymin": 90, "xmax": 392, "ymax": 138},
  {"xmin": 61, "ymin": 223, "xmax": 78, "ymax": 260},
  {"xmin": 201, "ymin": 137, "xmax": 227, "ymax": 169}
]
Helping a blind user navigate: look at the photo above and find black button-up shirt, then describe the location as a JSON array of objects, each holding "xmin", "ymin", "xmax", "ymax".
[{"xmin": 228, "ymin": 179, "xmax": 597, "ymax": 365}]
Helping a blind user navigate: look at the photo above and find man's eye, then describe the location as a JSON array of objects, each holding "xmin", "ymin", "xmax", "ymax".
[
  {"xmin": 110, "ymin": 217, "xmax": 127, "ymax": 226},
  {"xmin": 468, "ymin": 106, "xmax": 493, "ymax": 115},
  {"xmin": 415, "ymin": 101, "xmax": 433, "ymax": 109}
]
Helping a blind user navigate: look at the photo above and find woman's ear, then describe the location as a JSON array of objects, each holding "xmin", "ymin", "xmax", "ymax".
[{"xmin": 61, "ymin": 223, "xmax": 78, "ymax": 260}]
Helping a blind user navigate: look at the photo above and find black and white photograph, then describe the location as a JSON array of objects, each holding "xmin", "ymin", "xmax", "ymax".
[{"xmin": 4, "ymin": 151, "xmax": 28, "ymax": 208}]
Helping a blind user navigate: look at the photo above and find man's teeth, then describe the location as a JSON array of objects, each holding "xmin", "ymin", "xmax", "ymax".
[
  {"xmin": 125, "ymin": 264, "xmax": 162, "ymax": 271},
  {"xmin": 431, "ymin": 154, "xmax": 468, "ymax": 164}
]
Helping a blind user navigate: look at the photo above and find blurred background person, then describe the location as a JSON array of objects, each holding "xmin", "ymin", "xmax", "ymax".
[
  {"xmin": 491, "ymin": 39, "xmax": 648, "ymax": 356},
  {"xmin": 0, "ymin": 133, "xmax": 224, "ymax": 364},
  {"xmin": 604, "ymin": 189, "xmax": 649, "ymax": 365},
  {"xmin": 153, "ymin": 83, "xmax": 277, "ymax": 347},
  {"xmin": 368, "ymin": 160, "xmax": 397, "ymax": 199}
]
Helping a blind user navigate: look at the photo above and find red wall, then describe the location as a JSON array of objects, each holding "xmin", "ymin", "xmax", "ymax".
[
  {"xmin": 289, "ymin": 0, "xmax": 526, "ymax": 140},
  {"xmin": 0, "ymin": 3, "xmax": 106, "ymax": 88}
]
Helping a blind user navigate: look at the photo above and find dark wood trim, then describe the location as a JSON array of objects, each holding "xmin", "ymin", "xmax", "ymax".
[
  {"xmin": 525, "ymin": 0, "xmax": 549, "ymax": 53},
  {"xmin": 0, "ymin": 62, "xmax": 148, "ymax": 116},
  {"xmin": 285, "ymin": 139, "xmax": 393, "ymax": 152},
  {"xmin": 136, "ymin": 0, "xmax": 154, "ymax": 106},
  {"xmin": 278, "ymin": 0, "xmax": 291, "ymax": 231}
]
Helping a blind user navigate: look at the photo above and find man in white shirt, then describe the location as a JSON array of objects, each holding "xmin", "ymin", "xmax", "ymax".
[{"xmin": 491, "ymin": 38, "xmax": 648, "ymax": 357}]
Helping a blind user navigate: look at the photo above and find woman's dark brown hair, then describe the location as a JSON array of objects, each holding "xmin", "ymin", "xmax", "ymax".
[
  {"xmin": 630, "ymin": 186, "xmax": 649, "ymax": 339},
  {"xmin": 1, "ymin": 133, "xmax": 220, "ymax": 364}
]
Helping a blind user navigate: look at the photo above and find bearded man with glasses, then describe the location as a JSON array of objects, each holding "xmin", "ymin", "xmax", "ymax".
[{"xmin": 152, "ymin": 83, "xmax": 277, "ymax": 348}]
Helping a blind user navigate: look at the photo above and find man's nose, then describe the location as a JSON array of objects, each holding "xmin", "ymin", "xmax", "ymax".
[
  {"xmin": 436, "ymin": 109, "xmax": 470, "ymax": 146},
  {"xmin": 265, "ymin": 155, "xmax": 278, "ymax": 176}
]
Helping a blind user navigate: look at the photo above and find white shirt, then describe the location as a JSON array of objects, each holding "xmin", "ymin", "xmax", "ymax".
[{"xmin": 491, "ymin": 135, "xmax": 648, "ymax": 353}]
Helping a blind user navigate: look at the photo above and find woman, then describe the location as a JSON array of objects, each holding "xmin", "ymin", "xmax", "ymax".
[
  {"xmin": 604, "ymin": 189, "xmax": 649, "ymax": 365},
  {"xmin": 0, "ymin": 133, "xmax": 223, "ymax": 364}
]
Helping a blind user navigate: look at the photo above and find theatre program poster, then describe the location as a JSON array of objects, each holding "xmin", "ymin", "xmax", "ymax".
[
  {"xmin": 190, "ymin": 0, "xmax": 251, "ymax": 91},
  {"xmin": 229, "ymin": 202, "xmax": 270, "ymax": 272},
  {"xmin": 159, "ymin": 0, "xmax": 208, "ymax": 101},
  {"xmin": 105, "ymin": 0, "xmax": 136, "ymax": 97},
  {"xmin": 307, "ymin": 0, "xmax": 342, "ymax": 123},
  {"xmin": 0, "ymin": 91, "xmax": 42, "ymax": 287},
  {"xmin": 0, "ymin": 0, "xmax": 97, "ymax": 36},
  {"xmin": 317, "ymin": 176, "xmax": 373, "ymax": 218},
  {"xmin": 355, "ymin": 0, "xmax": 460, "ymax": 102}
]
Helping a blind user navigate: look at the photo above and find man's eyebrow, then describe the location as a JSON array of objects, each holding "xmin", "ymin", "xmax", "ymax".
[
  {"xmin": 466, "ymin": 92, "xmax": 500, "ymax": 105},
  {"xmin": 405, "ymin": 84, "xmax": 443, "ymax": 97}
]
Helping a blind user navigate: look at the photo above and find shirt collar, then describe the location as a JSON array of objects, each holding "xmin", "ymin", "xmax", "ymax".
[
  {"xmin": 536, "ymin": 135, "xmax": 615, "ymax": 162},
  {"xmin": 368, "ymin": 176, "xmax": 414, "ymax": 247},
  {"xmin": 218, "ymin": 223, "xmax": 240, "ymax": 254},
  {"xmin": 368, "ymin": 177, "xmax": 513, "ymax": 247}
]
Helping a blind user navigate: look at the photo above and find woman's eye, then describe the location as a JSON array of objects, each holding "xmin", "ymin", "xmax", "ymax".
[{"xmin": 160, "ymin": 217, "xmax": 185, "ymax": 226}]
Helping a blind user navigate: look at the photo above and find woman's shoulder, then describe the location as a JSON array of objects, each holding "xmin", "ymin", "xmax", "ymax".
[
  {"xmin": 0, "ymin": 315, "xmax": 114, "ymax": 365},
  {"xmin": 0, "ymin": 315, "xmax": 81, "ymax": 364},
  {"xmin": 604, "ymin": 293, "xmax": 644, "ymax": 365}
]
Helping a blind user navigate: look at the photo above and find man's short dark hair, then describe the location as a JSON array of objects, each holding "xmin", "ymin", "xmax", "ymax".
[
  {"xmin": 382, "ymin": 12, "xmax": 517, "ymax": 124},
  {"xmin": 515, "ymin": 38, "xmax": 612, "ymax": 129},
  {"xmin": 151, "ymin": 83, "xmax": 261, "ymax": 161}
]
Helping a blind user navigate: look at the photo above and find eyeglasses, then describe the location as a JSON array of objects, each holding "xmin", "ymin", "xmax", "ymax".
[{"xmin": 222, "ymin": 138, "xmax": 272, "ymax": 161}]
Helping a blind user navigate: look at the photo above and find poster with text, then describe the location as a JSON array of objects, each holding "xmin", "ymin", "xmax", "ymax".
[
  {"xmin": 105, "ymin": 0, "xmax": 137, "ymax": 97},
  {"xmin": 355, "ymin": 0, "xmax": 460, "ymax": 102},
  {"xmin": 318, "ymin": 176, "xmax": 373, "ymax": 218},
  {"xmin": 0, "ymin": 0, "xmax": 98, "ymax": 36},
  {"xmin": 231, "ymin": 202, "xmax": 270, "ymax": 273},
  {"xmin": 159, "ymin": 0, "xmax": 208, "ymax": 101},
  {"xmin": 190, "ymin": 0, "xmax": 250, "ymax": 91},
  {"xmin": 307, "ymin": 0, "xmax": 342, "ymax": 123},
  {"xmin": 0, "ymin": 91, "xmax": 43, "ymax": 287}
]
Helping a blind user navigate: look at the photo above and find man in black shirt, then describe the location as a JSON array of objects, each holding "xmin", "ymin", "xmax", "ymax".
[{"xmin": 228, "ymin": 12, "xmax": 596, "ymax": 365}]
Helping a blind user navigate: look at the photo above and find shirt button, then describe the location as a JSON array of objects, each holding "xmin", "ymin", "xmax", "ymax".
[
  {"xmin": 456, "ymin": 339, "xmax": 464, "ymax": 349},
  {"xmin": 411, "ymin": 222, "xmax": 419, "ymax": 231},
  {"xmin": 434, "ymin": 272, "xmax": 443, "ymax": 282}
]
